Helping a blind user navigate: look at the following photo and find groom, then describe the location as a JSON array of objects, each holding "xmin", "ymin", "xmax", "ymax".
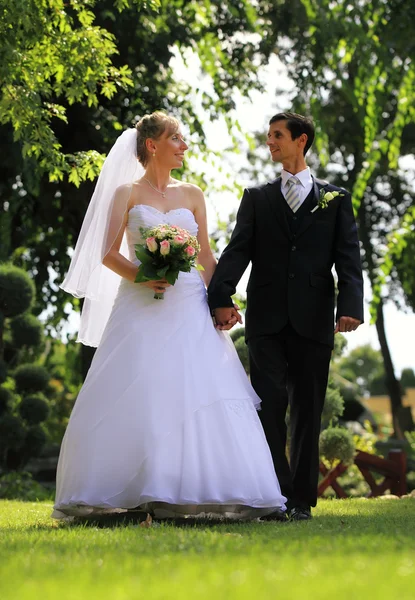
[{"xmin": 208, "ymin": 112, "xmax": 364, "ymax": 521}]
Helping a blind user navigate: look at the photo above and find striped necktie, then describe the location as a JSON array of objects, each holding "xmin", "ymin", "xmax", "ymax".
[{"xmin": 285, "ymin": 176, "xmax": 302, "ymax": 213}]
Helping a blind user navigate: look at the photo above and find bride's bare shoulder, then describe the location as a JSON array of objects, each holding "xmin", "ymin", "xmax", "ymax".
[
  {"xmin": 114, "ymin": 182, "xmax": 133, "ymax": 193},
  {"xmin": 112, "ymin": 183, "xmax": 136, "ymax": 206},
  {"xmin": 118, "ymin": 180, "xmax": 145, "ymax": 207},
  {"xmin": 173, "ymin": 179, "xmax": 204, "ymax": 199}
]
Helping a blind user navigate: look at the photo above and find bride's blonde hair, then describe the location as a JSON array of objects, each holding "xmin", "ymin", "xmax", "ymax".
[{"xmin": 135, "ymin": 111, "xmax": 180, "ymax": 166}]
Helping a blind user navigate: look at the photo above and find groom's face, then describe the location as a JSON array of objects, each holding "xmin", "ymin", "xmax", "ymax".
[{"xmin": 267, "ymin": 120, "xmax": 300, "ymax": 163}]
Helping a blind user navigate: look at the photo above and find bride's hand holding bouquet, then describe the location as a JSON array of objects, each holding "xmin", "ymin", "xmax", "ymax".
[{"xmin": 134, "ymin": 223, "xmax": 204, "ymax": 299}]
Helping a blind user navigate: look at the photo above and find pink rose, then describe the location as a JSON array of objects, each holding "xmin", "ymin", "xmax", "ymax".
[
  {"xmin": 146, "ymin": 236, "xmax": 158, "ymax": 252},
  {"xmin": 173, "ymin": 235, "xmax": 186, "ymax": 245},
  {"xmin": 177, "ymin": 227, "xmax": 189, "ymax": 239},
  {"xmin": 184, "ymin": 245, "xmax": 196, "ymax": 256},
  {"xmin": 160, "ymin": 240, "xmax": 170, "ymax": 256}
]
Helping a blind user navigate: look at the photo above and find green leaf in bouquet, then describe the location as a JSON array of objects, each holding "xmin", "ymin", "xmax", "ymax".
[
  {"xmin": 195, "ymin": 264, "xmax": 205, "ymax": 271},
  {"xmin": 135, "ymin": 264, "xmax": 159, "ymax": 283},
  {"xmin": 165, "ymin": 269, "xmax": 180, "ymax": 285},
  {"xmin": 135, "ymin": 245, "xmax": 153, "ymax": 264},
  {"xmin": 142, "ymin": 265, "xmax": 160, "ymax": 279},
  {"xmin": 156, "ymin": 265, "xmax": 169, "ymax": 278},
  {"xmin": 134, "ymin": 269, "xmax": 149, "ymax": 283}
]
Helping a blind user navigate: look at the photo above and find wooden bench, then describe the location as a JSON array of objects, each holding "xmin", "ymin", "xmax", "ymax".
[{"xmin": 318, "ymin": 449, "xmax": 407, "ymax": 498}]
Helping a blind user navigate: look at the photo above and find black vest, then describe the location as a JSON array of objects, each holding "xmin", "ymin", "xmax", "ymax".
[{"xmin": 282, "ymin": 186, "xmax": 316, "ymax": 237}]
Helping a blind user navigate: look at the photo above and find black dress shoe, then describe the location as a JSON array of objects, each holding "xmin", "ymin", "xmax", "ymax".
[
  {"xmin": 260, "ymin": 508, "xmax": 288, "ymax": 522},
  {"xmin": 289, "ymin": 507, "xmax": 312, "ymax": 521}
]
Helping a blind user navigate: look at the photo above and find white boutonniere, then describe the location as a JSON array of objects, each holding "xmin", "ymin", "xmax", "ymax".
[{"xmin": 311, "ymin": 189, "xmax": 344, "ymax": 213}]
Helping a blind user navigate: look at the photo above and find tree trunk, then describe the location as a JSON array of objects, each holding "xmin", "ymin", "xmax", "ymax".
[
  {"xmin": 375, "ymin": 301, "xmax": 405, "ymax": 439},
  {"xmin": 357, "ymin": 201, "xmax": 405, "ymax": 439}
]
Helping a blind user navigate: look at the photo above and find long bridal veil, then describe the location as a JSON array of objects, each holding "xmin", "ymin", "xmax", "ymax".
[{"xmin": 60, "ymin": 128, "xmax": 144, "ymax": 347}]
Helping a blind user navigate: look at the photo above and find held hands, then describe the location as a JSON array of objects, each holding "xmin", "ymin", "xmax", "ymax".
[
  {"xmin": 214, "ymin": 309, "xmax": 361, "ymax": 333},
  {"xmin": 213, "ymin": 305, "xmax": 243, "ymax": 331},
  {"xmin": 335, "ymin": 316, "xmax": 361, "ymax": 334}
]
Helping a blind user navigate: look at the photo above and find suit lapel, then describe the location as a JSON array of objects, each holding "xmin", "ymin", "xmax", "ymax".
[{"xmin": 264, "ymin": 178, "xmax": 291, "ymax": 239}]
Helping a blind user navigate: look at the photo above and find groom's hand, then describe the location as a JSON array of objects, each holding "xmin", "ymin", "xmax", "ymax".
[
  {"xmin": 213, "ymin": 306, "xmax": 243, "ymax": 330},
  {"xmin": 335, "ymin": 316, "xmax": 361, "ymax": 333}
]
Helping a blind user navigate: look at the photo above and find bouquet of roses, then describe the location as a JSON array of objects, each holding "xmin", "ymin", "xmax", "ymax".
[{"xmin": 134, "ymin": 224, "xmax": 204, "ymax": 299}]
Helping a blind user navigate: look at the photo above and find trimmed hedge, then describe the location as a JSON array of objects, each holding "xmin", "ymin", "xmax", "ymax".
[
  {"xmin": 320, "ymin": 426, "xmax": 355, "ymax": 466},
  {"xmin": 14, "ymin": 364, "xmax": 50, "ymax": 394},
  {"xmin": 10, "ymin": 313, "xmax": 43, "ymax": 349},
  {"xmin": 0, "ymin": 264, "xmax": 35, "ymax": 318},
  {"xmin": 0, "ymin": 387, "xmax": 13, "ymax": 417},
  {"xmin": 0, "ymin": 415, "xmax": 26, "ymax": 450},
  {"xmin": 0, "ymin": 359, "xmax": 7, "ymax": 384},
  {"xmin": 18, "ymin": 394, "xmax": 49, "ymax": 425}
]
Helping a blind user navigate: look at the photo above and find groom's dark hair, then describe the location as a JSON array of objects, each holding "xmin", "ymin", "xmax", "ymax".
[{"xmin": 269, "ymin": 112, "xmax": 315, "ymax": 156}]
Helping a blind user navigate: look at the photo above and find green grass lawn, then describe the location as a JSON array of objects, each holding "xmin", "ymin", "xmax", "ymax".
[{"xmin": 1, "ymin": 498, "xmax": 414, "ymax": 600}]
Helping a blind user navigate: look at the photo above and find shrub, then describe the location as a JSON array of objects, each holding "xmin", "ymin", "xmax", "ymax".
[
  {"xmin": 321, "ymin": 385, "xmax": 344, "ymax": 428},
  {"xmin": 234, "ymin": 336, "xmax": 249, "ymax": 374},
  {"xmin": 23, "ymin": 425, "xmax": 48, "ymax": 457},
  {"xmin": 0, "ymin": 359, "xmax": 7, "ymax": 384},
  {"xmin": 14, "ymin": 364, "xmax": 50, "ymax": 394},
  {"xmin": 0, "ymin": 471, "xmax": 53, "ymax": 501},
  {"xmin": 18, "ymin": 394, "xmax": 49, "ymax": 425},
  {"xmin": 2, "ymin": 330, "xmax": 18, "ymax": 366},
  {"xmin": 0, "ymin": 386, "xmax": 13, "ymax": 417},
  {"xmin": 0, "ymin": 264, "xmax": 35, "ymax": 318},
  {"xmin": 10, "ymin": 313, "xmax": 43, "ymax": 349},
  {"xmin": 319, "ymin": 426, "xmax": 355, "ymax": 466},
  {"xmin": 0, "ymin": 414, "xmax": 26, "ymax": 451},
  {"xmin": 230, "ymin": 327, "xmax": 245, "ymax": 343}
]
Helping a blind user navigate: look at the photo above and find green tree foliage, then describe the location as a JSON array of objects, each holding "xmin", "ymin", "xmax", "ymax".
[
  {"xmin": 335, "ymin": 344, "xmax": 386, "ymax": 397},
  {"xmin": 401, "ymin": 368, "xmax": 415, "ymax": 390},
  {"xmin": 1, "ymin": 0, "xmax": 269, "ymax": 333},
  {"xmin": 251, "ymin": 0, "xmax": 415, "ymax": 436},
  {"xmin": 0, "ymin": 0, "xmax": 157, "ymax": 184},
  {"xmin": 259, "ymin": 0, "xmax": 415, "ymax": 208},
  {"xmin": 389, "ymin": 217, "xmax": 415, "ymax": 312}
]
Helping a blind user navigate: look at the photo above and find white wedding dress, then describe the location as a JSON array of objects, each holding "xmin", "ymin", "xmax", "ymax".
[{"xmin": 53, "ymin": 204, "xmax": 286, "ymax": 520}]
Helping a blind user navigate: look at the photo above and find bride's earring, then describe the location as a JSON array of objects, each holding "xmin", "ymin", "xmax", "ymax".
[{"xmin": 152, "ymin": 152, "xmax": 156, "ymax": 157}]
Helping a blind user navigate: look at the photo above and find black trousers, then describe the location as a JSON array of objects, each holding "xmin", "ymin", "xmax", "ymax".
[{"xmin": 248, "ymin": 324, "xmax": 332, "ymax": 509}]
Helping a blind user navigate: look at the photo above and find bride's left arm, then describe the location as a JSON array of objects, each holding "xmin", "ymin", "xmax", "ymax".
[{"xmin": 192, "ymin": 186, "xmax": 217, "ymax": 287}]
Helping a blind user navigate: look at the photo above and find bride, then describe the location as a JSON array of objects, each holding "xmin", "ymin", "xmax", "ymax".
[{"xmin": 52, "ymin": 111, "xmax": 286, "ymax": 520}]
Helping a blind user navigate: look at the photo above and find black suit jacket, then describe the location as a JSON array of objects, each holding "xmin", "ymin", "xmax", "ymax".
[{"xmin": 207, "ymin": 177, "xmax": 364, "ymax": 348}]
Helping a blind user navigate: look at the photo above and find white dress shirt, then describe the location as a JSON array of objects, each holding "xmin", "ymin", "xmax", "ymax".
[{"xmin": 281, "ymin": 168, "xmax": 313, "ymax": 210}]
